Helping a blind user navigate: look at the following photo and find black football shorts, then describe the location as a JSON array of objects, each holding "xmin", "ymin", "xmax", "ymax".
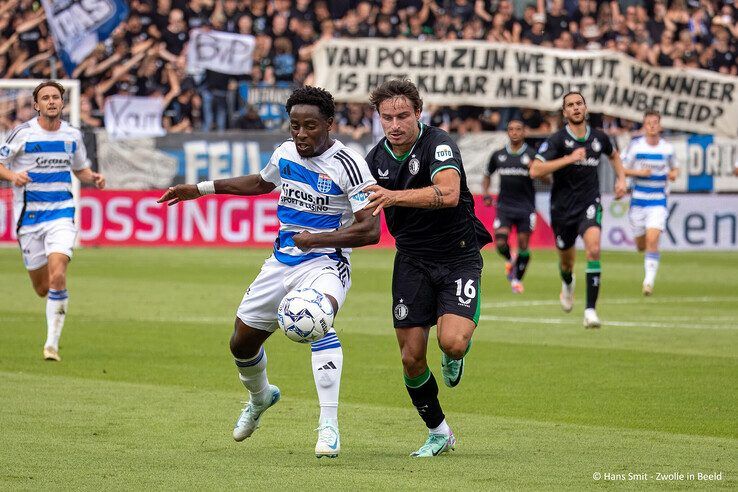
[{"xmin": 391, "ymin": 252, "xmax": 483, "ymax": 329}]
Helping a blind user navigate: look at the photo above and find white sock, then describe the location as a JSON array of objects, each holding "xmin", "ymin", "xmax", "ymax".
[
  {"xmin": 45, "ymin": 289, "xmax": 68, "ymax": 350},
  {"xmin": 429, "ymin": 419, "xmax": 451, "ymax": 436},
  {"xmin": 310, "ymin": 330, "xmax": 343, "ymax": 423},
  {"xmin": 644, "ymin": 252, "xmax": 660, "ymax": 285},
  {"xmin": 235, "ymin": 347, "xmax": 270, "ymax": 404}
]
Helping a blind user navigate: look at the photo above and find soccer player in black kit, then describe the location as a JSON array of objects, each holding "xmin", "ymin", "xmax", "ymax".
[
  {"xmin": 530, "ymin": 92, "xmax": 626, "ymax": 328},
  {"xmin": 482, "ymin": 119, "xmax": 542, "ymax": 294},
  {"xmin": 363, "ymin": 79, "xmax": 491, "ymax": 457}
]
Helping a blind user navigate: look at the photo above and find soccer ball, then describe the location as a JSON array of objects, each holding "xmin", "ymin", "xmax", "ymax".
[{"xmin": 277, "ymin": 288, "xmax": 334, "ymax": 343}]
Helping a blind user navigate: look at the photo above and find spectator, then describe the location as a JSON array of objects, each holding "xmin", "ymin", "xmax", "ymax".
[
  {"xmin": 235, "ymin": 105, "xmax": 266, "ymax": 130},
  {"xmin": 338, "ymin": 103, "xmax": 372, "ymax": 140},
  {"xmin": 272, "ymin": 37, "xmax": 296, "ymax": 82}
]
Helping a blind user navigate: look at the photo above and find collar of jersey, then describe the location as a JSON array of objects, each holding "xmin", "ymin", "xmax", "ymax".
[
  {"xmin": 505, "ymin": 142, "xmax": 528, "ymax": 156},
  {"xmin": 383, "ymin": 122, "xmax": 424, "ymax": 162},
  {"xmin": 565, "ymin": 124, "xmax": 590, "ymax": 142}
]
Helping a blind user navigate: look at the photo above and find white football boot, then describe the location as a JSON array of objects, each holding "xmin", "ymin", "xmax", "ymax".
[{"xmin": 233, "ymin": 385, "xmax": 281, "ymax": 441}]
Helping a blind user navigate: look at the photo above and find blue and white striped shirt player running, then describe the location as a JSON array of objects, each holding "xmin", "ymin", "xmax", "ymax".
[
  {"xmin": 0, "ymin": 116, "xmax": 89, "ymax": 261},
  {"xmin": 621, "ymin": 136, "xmax": 676, "ymax": 239},
  {"xmin": 621, "ymin": 136, "xmax": 675, "ymax": 209}
]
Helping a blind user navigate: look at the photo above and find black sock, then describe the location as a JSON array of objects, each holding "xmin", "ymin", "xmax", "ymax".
[
  {"xmin": 495, "ymin": 233, "xmax": 511, "ymax": 261},
  {"xmin": 586, "ymin": 260, "xmax": 601, "ymax": 309},
  {"xmin": 404, "ymin": 368, "xmax": 445, "ymax": 429},
  {"xmin": 559, "ymin": 265, "xmax": 573, "ymax": 285},
  {"xmin": 515, "ymin": 250, "xmax": 531, "ymax": 280}
]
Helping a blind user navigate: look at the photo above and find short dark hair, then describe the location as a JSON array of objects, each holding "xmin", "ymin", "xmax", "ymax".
[
  {"xmin": 369, "ymin": 79, "xmax": 423, "ymax": 113},
  {"xmin": 33, "ymin": 80, "xmax": 65, "ymax": 102},
  {"xmin": 643, "ymin": 110, "xmax": 661, "ymax": 120},
  {"xmin": 507, "ymin": 119, "xmax": 524, "ymax": 128},
  {"xmin": 562, "ymin": 91, "xmax": 586, "ymax": 109},
  {"xmin": 285, "ymin": 86, "xmax": 335, "ymax": 119}
]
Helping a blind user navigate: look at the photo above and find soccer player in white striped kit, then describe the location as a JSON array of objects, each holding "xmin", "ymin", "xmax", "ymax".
[
  {"xmin": 0, "ymin": 80, "xmax": 106, "ymax": 362},
  {"xmin": 621, "ymin": 111, "xmax": 679, "ymax": 296},
  {"xmin": 159, "ymin": 87, "xmax": 379, "ymax": 457}
]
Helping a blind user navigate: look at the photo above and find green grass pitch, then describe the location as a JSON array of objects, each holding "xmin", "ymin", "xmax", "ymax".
[{"xmin": 1, "ymin": 247, "xmax": 736, "ymax": 489}]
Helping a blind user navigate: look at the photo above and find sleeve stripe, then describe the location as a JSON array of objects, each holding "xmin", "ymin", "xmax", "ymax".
[
  {"xmin": 335, "ymin": 151, "xmax": 360, "ymax": 187},
  {"xmin": 430, "ymin": 164, "xmax": 460, "ymax": 181},
  {"xmin": 338, "ymin": 150, "xmax": 364, "ymax": 184},
  {"xmin": 335, "ymin": 153, "xmax": 358, "ymax": 187},
  {"xmin": 5, "ymin": 123, "xmax": 29, "ymax": 144},
  {"xmin": 534, "ymin": 154, "xmax": 546, "ymax": 162}
]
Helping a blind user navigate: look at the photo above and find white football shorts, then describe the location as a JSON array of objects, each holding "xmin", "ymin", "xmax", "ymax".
[
  {"xmin": 629, "ymin": 205, "xmax": 667, "ymax": 237},
  {"xmin": 18, "ymin": 219, "xmax": 77, "ymax": 271},
  {"xmin": 236, "ymin": 254, "xmax": 351, "ymax": 332}
]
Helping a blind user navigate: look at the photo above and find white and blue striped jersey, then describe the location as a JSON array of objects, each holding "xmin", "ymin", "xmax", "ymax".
[
  {"xmin": 260, "ymin": 139, "xmax": 376, "ymax": 266},
  {"xmin": 621, "ymin": 137, "xmax": 675, "ymax": 208},
  {"xmin": 0, "ymin": 117, "xmax": 89, "ymax": 234}
]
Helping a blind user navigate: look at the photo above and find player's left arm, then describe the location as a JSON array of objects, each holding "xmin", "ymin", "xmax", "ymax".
[
  {"xmin": 73, "ymin": 168, "xmax": 106, "ymax": 189},
  {"xmin": 293, "ymin": 154, "xmax": 381, "ymax": 249},
  {"xmin": 667, "ymin": 150, "xmax": 679, "ymax": 181},
  {"xmin": 292, "ymin": 208, "xmax": 380, "ymax": 249},
  {"xmin": 71, "ymin": 132, "xmax": 105, "ymax": 189}
]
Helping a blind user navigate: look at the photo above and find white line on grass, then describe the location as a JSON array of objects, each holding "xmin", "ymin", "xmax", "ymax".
[
  {"xmin": 483, "ymin": 296, "xmax": 738, "ymax": 309},
  {"xmin": 480, "ymin": 315, "xmax": 738, "ymax": 331}
]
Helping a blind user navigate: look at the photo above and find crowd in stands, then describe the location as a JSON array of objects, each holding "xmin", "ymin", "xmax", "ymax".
[{"xmin": 1, "ymin": 0, "xmax": 737, "ymax": 135}]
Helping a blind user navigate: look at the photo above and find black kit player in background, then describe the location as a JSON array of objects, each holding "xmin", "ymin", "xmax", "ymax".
[
  {"xmin": 363, "ymin": 79, "xmax": 492, "ymax": 458},
  {"xmin": 482, "ymin": 119, "xmax": 549, "ymax": 294},
  {"xmin": 530, "ymin": 92, "xmax": 626, "ymax": 329}
]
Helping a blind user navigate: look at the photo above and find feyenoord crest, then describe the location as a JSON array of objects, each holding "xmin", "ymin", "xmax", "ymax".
[
  {"xmin": 521, "ymin": 154, "xmax": 530, "ymax": 165},
  {"xmin": 394, "ymin": 302, "xmax": 408, "ymax": 320},
  {"xmin": 317, "ymin": 173, "xmax": 332, "ymax": 193},
  {"xmin": 408, "ymin": 156, "xmax": 420, "ymax": 175},
  {"xmin": 592, "ymin": 138, "xmax": 602, "ymax": 152},
  {"xmin": 64, "ymin": 141, "xmax": 73, "ymax": 153},
  {"xmin": 499, "ymin": 154, "xmax": 507, "ymax": 162}
]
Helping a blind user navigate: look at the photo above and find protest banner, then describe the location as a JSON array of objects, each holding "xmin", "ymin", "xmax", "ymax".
[{"xmin": 313, "ymin": 39, "xmax": 738, "ymax": 137}]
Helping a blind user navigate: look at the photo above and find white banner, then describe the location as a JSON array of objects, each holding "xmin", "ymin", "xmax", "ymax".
[
  {"xmin": 313, "ymin": 39, "xmax": 738, "ymax": 137},
  {"xmin": 187, "ymin": 29, "xmax": 255, "ymax": 75},
  {"xmin": 41, "ymin": 0, "xmax": 128, "ymax": 73},
  {"xmin": 104, "ymin": 96, "xmax": 166, "ymax": 140}
]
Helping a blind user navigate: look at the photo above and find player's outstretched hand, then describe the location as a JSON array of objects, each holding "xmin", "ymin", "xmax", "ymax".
[
  {"xmin": 11, "ymin": 171, "xmax": 30, "ymax": 186},
  {"xmin": 363, "ymin": 184, "xmax": 397, "ymax": 217},
  {"xmin": 483, "ymin": 194, "xmax": 494, "ymax": 207},
  {"xmin": 614, "ymin": 177, "xmax": 627, "ymax": 199},
  {"xmin": 568, "ymin": 147, "xmax": 586, "ymax": 164},
  {"xmin": 91, "ymin": 172, "xmax": 106, "ymax": 189},
  {"xmin": 157, "ymin": 184, "xmax": 201, "ymax": 206}
]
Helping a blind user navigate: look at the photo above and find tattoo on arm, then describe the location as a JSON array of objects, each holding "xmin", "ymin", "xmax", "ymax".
[{"xmin": 430, "ymin": 185, "xmax": 443, "ymax": 209}]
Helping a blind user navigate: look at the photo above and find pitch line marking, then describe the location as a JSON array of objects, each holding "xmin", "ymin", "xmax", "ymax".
[
  {"xmin": 479, "ymin": 315, "xmax": 737, "ymax": 331},
  {"xmin": 482, "ymin": 296, "xmax": 738, "ymax": 309}
]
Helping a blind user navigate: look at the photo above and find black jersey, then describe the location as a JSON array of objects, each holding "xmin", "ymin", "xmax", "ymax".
[
  {"xmin": 486, "ymin": 143, "xmax": 537, "ymax": 215},
  {"xmin": 535, "ymin": 125, "xmax": 613, "ymax": 222},
  {"xmin": 366, "ymin": 124, "xmax": 492, "ymax": 260}
]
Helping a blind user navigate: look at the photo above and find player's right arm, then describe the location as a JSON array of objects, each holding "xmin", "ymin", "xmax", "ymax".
[
  {"xmin": 0, "ymin": 133, "xmax": 30, "ymax": 186},
  {"xmin": 621, "ymin": 138, "xmax": 651, "ymax": 178},
  {"xmin": 482, "ymin": 151, "xmax": 496, "ymax": 206},
  {"xmin": 529, "ymin": 136, "xmax": 584, "ymax": 178},
  {"xmin": 157, "ymin": 174, "xmax": 276, "ymax": 205},
  {"xmin": 159, "ymin": 145, "xmax": 283, "ymax": 205}
]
